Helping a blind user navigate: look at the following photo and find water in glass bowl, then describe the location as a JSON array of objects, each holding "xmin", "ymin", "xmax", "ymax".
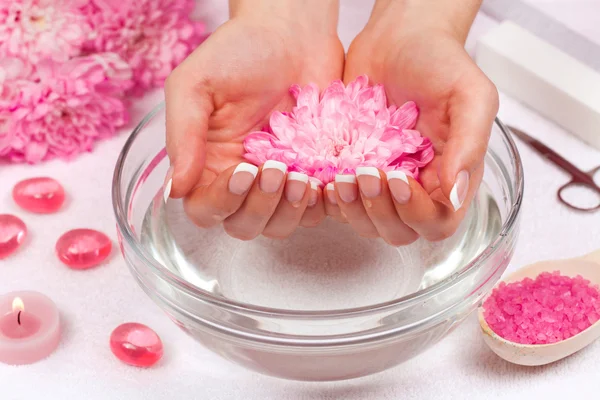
[{"xmin": 140, "ymin": 182, "xmax": 501, "ymax": 311}]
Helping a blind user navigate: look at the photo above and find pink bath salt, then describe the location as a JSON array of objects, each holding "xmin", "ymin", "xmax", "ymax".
[{"xmin": 483, "ymin": 271, "xmax": 600, "ymax": 345}]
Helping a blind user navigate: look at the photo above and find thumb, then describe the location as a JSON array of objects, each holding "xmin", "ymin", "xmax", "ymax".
[
  {"xmin": 439, "ymin": 78, "xmax": 498, "ymax": 211},
  {"xmin": 164, "ymin": 69, "xmax": 214, "ymax": 199}
]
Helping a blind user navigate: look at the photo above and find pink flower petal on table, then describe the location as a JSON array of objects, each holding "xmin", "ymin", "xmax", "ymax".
[
  {"xmin": 1, "ymin": 54, "xmax": 133, "ymax": 164},
  {"xmin": 0, "ymin": 0, "xmax": 89, "ymax": 64},
  {"xmin": 80, "ymin": 0, "xmax": 206, "ymax": 95}
]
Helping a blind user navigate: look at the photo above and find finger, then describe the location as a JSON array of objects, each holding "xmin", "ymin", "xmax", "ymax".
[
  {"xmin": 324, "ymin": 182, "xmax": 347, "ymax": 224},
  {"xmin": 165, "ymin": 64, "xmax": 214, "ymax": 198},
  {"xmin": 223, "ymin": 160, "xmax": 287, "ymax": 241},
  {"xmin": 263, "ymin": 172, "xmax": 311, "ymax": 239},
  {"xmin": 335, "ymin": 174, "xmax": 379, "ymax": 238},
  {"xmin": 388, "ymin": 167, "xmax": 483, "ymax": 242},
  {"xmin": 299, "ymin": 182, "xmax": 326, "ymax": 228},
  {"xmin": 182, "ymin": 162, "xmax": 258, "ymax": 229},
  {"xmin": 355, "ymin": 167, "xmax": 418, "ymax": 246},
  {"xmin": 387, "ymin": 170, "xmax": 446, "ymax": 241},
  {"xmin": 439, "ymin": 75, "xmax": 498, "ymax": 211}
]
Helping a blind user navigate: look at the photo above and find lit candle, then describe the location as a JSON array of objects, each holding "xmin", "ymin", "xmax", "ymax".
[{"xmin": 0, "ymin": 291, "xmax": 61, "ymax": 365}]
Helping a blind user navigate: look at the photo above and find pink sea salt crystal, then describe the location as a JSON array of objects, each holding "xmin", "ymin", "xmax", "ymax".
[
  {"xmin": 12, "ymin": 177, "xmax": 65, "ymax": 214},
  {"xmin": 483, "ymin": 271, "xmax": 600, "ymax": 345},
  {"xmin": 0, "ymin": 214, "xmax": 27, "ymax": 259},
  {"xmin": 110, "ymin": 323, "xmax": 163, "ymax": 367},
  {"xmin": 55, "ymin": 229, "xmax": 112, "ymax": 270}
]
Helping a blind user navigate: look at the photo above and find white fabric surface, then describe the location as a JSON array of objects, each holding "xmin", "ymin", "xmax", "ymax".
[{"xmin": 1, "ymin": 1, "xmax": 600, "ymax": 399}]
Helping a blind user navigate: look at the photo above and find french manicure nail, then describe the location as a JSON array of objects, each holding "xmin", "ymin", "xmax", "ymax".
[
  {"xmin": 387, "ymin": 170, "xmax": 411, "ymax": 204},
  {"xmin": 326, "ymin": 183, "xmax": 337, "ymax": 205},
  {"xmin": 450, "ymin": 170, "xmax": 469, "ymax": 211},
  {"xmin": 309, "ymin": 178, "xmax": 323, "ymax": 188},
  {"xmin": 260, "ymin": 160, "xmax": 287, "ymax": 193},
  {"xmin": 228, "ymin": 163, "xmax": 259, "ymax": 195},
  {"xmin": 308, "ymin": 181, "xmax": 318, "ymax": 207},
  {"xmin": 355, "ymin": 166, "xmax": 381, "ymax": 198},
  {"xmin": 163, "ymin": 166, "xmax": 174, "ymax": 203},
  {"xmin": 285, "ymin": 172, "xmax": 309, "ymax": 206},
  {"xmin": 335, "ymin": 174, "xmax": 358, "ymax": 203}
]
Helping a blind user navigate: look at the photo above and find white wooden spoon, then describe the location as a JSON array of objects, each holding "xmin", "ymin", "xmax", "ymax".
[{"xmin": 478, "ymin": 249, "xmax": 600, "ymax": 366}]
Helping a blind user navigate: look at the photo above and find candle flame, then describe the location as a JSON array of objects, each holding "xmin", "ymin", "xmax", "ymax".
[{"xmin": 12, "ymin": 297, "xmax": 24, "ymax": 313}]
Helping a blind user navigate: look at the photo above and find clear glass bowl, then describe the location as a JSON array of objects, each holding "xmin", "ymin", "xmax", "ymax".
[{"xmin": 112, "ymin": 102, "xmax": 523, "ymax": 381}]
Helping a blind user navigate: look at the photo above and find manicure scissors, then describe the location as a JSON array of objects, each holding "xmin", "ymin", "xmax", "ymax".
[{"xmin": 508, "ymin": 126, "xmax": 600, "ymax": 212}]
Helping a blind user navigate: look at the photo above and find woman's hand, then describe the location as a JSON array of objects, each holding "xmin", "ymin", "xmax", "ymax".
[
  {"xmin": 165, "ymin": 0, "xmax": 343, "ymax": 240},
  {"xmin": 331, "ymin": 0, "xmax": 498, "ymax": 245}
]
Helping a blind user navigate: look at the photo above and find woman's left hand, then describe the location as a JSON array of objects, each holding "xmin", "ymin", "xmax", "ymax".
[{"xmin": 329, "ymin": 0, "xmax": 499, "ymax": 245}]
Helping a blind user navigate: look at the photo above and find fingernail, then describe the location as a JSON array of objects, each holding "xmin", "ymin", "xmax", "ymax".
[
  {"xmin": 308, "ymin": 181, "xmax": 319, "ymax": 207},
  {"xmin": 356, "ymin": 167, "xmax": 381, "ymax": 198},
  {"xmin": 335, "ymin": 174, "xmax": 357, "ymax": 203},
  {"xmin": 309, "ymin": 178, "xmax": 323, "ymax": 188},
  {"xmin": 163, "ymin": 166, "xmax": 173, "ymax": 202},
  {"xmin": 450, "ymin": 170, "xmax": 469, "ymax": 211},
  {"xmin": 260, "ymin": 160, "xmax": 287, "ymax": 193},
  {"xmin": 229, "ymin": 163, "xmax": 259, "ymax": 195},
  {"xmin": 326, "ymin": 183, "xmax": 337, "ymax": 205},
  {"xmin": 285, "ymin": 172, "xmax": 308, "ymax": 206},
  {"xmin": 387, "ymin": 170, "xmax": 411, "ymax": 204}
]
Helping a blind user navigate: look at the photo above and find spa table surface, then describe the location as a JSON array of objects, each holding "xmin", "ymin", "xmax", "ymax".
[{"xmin": 2, "ymin": 1, "xmax": 599, "ymax": 399}]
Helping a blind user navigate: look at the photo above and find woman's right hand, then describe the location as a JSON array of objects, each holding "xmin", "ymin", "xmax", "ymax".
[{"xmin": 165, "ymin": 0, "xmax": 344, "ymax": 240}]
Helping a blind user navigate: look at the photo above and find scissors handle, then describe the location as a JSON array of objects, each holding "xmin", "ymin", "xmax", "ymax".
[
  {"xmin": 557, "ymin": 167, "xmax": 600, "ymax": 212},
  {"xmin": 572, "ymin": 165, "xmax": 600, "ymax": 187}
]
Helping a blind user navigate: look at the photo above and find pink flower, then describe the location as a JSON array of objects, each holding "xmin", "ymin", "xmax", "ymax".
[
  {"xmin": 243, "ymin": 76, "xmax": 434, "ymax": 185},
  {"xmin": 0, "ymin": 0, "xmax": 89, "ymax": 64},
  {"xmin": 83, "ymin": 0, "xmax": 207, "ymax": 95},
  {"xmin": 0, "ymin": 53, "xmax": 133, "ymax": 163}
]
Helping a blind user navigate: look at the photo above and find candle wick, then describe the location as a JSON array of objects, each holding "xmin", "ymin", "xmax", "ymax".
[{"xmin": 17, "ymin": 311, "xmax": 21, "ymax": 325}]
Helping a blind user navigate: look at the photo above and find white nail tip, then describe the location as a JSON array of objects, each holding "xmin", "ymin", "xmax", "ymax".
[
  {"xmin": 287, "ymin": 172, "xmax": 309, "ymax": 183},
  {"xmin": 326, "ymin": 183, "xmax": 335, "ymax": 191},
  {"xmin": 233, "ymin": 162, "xmax": 259, "ymax": 177},
  {"xmin": 449, "ymin": 184, "xmax": 462, "ymax": 211},
  {"xmin": 310, "ymin": 181, "xmax": 318, "ymax": 190},
  {"xmin": 163, "ymin": 179, "xmax": 172, "ymax": 203},
  {"xmin": 355, "ymin": 167, "xmax": 380, "ymax": 178},
  {"xmin": 335, "ymin": 174, "xmax": 357, "ymax": 184},
  {"xmin": 263, "ymin": 160, "xmax": 288, "ymax": 173},
  {"xmin": 387, "ymin": 170, "xmax": 409, "ymax": 184}
]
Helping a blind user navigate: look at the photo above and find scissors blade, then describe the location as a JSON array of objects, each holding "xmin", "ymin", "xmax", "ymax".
[
  {"xmin": 508, "ymin": 126, "xmax": 554, "ymax": 154},
  {"xmin": 508, "ymin": 126, "xmax": 595, "ymax": 185}
]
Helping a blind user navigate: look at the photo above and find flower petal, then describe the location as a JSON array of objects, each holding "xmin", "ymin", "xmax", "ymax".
[
  {"xmin": 390, "ymin": 101, "xmax": 419, "ymax": 129},
  {"xmin": 242, "ymin": 77, "xmax": 433, "ymax": 185}
]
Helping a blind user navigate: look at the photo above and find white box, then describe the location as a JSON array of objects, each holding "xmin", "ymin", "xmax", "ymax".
[{"xmin": 476, "ymin": 21, "xmax": 600, "ymax": 150}]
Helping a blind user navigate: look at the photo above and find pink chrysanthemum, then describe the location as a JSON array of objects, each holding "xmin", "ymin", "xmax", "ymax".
[
  {"xmin": 0, "ymin": 0, "xmax": 89, "ymax": 64},
  {"xmin": 243, "ymin": 76, "xmax": 434, "ymax": 185},
  {"xmin": 0, "ymin": 53, "xmax": 133, "ymax": 163},
  {"xmin": 83, "ymin": 0, "xmax": 207, "ymax": 95}
]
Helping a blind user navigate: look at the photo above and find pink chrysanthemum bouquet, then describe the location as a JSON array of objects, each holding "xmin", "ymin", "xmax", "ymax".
[
  {"xmin": 0, "ymin": 0, "xmax": 206, "ymax": 164},
  {"xmin": 244, "ymin": 76, "xmax": 434, "ymax": 185}
]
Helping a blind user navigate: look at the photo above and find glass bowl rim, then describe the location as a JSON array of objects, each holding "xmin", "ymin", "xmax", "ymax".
[{"xmin": 112, "ymin": 102, "xmax": 524, "ymax": 319}]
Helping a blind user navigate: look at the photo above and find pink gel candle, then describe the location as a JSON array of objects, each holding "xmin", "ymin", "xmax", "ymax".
[{"xmin": 0, "ymin": 291, "xmax": 61, "ymax": 365}]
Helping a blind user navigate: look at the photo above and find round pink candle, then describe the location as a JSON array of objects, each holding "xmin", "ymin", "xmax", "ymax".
[{"xmin": 0, "ymin": 291, "xmax": 61, "ymax": 365}]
